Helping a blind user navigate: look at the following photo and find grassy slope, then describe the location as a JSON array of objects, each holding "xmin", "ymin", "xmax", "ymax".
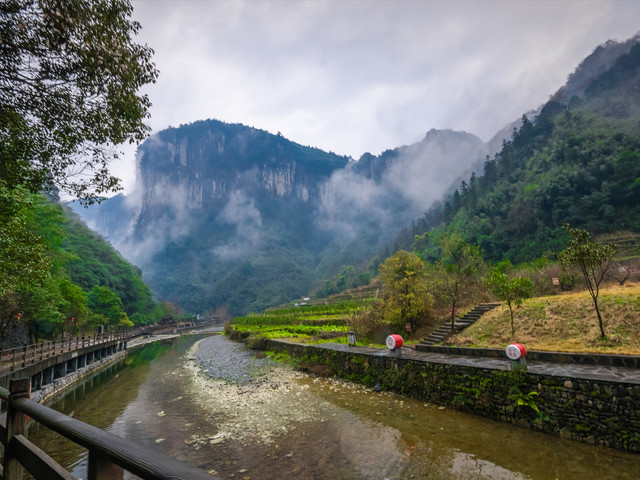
[
  {"xmin": 231, "ymin": 277, "xmax": 640, "ymax": 354},
  {"xmin": 449, "ymin": 282, "xmax": 640, "ymax": 355}
]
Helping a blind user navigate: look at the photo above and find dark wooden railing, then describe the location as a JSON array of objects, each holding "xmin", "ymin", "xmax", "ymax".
[
  {"xmin": 0, "ymin": 332, "xmax": 129, "ymax": 376},
  {"xmin": 0, "ymin": 379, "xmax": 218, "ymax": 480},
  {"xmin": 0, "ymin": 322, "xmax": 219, "ymax": 376}
]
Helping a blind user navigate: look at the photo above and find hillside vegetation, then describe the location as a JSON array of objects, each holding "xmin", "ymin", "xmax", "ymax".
[
  {"xmin": 0, "ymin": 190, "xmax": 167, "ymax": 347},
  {"xmin": 232, "ymin": 280, "xmax": 640, "ymax": 356},
  {"xmin": 409, "ymin": 41, "xmax": 640, "ymax": 264},
  {"xmin": 450, "ymin": 282, "xmax": 640, "ymax": 355}
]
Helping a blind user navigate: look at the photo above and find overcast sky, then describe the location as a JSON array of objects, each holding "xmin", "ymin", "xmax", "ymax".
[{"xmin": 111, "ymin": 0, "xmax": 640, "ymax": 192}]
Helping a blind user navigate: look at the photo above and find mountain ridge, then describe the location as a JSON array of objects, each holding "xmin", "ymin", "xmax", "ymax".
[
  {"xmin": 74, "ymin": 121, "xmax": 486, "ymax": 315},
  {"xmin": 73, "ymin": 34, "xmax": 640, "ymax": 315}
]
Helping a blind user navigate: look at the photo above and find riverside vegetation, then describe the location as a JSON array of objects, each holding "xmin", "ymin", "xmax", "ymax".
[
  {"xmin": 225, "ymin": 273, "xmax": 640, "ymax": 453},
  {"xmin": 229, "ymin": 268, "xmax": 640, "ymax": 356}
]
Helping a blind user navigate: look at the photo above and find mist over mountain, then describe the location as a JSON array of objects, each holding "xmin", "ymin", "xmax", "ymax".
[
  {"xmin": 410, "ymin": 35, "xmax": 640, "ymax": 263},
  {"xmin": 75, "ymin": 121, "xmax": 485, "ymax": 314},
  {"xmin": 74, "ymin": 34, "xmax": 640, "ymax": 315}
]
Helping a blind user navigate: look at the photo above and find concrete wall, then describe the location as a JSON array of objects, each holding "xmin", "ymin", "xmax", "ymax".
[{"xmin": 266, "ymin": 340, "xmax": 640, "ymax": 453}]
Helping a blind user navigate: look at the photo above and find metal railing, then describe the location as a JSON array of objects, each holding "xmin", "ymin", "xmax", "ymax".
[{"xmin": 0, "ymin": 379, "xmax": 218, "ymax": 480}]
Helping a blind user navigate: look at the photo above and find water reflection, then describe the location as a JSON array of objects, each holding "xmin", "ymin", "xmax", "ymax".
[{"xmin": 25, "ymin": 335, "xmax": 640, "ymax": 479}]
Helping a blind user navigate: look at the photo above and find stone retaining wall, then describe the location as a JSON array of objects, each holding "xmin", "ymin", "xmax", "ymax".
[
  {"xmin": 265, "ymin": 340, "xmax": 640, "ymax": 452},
  {"xmin": 417, "ymin": 345, "xmax": 640, "ymax": 368}
]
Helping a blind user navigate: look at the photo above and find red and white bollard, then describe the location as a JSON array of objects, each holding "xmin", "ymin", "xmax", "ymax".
[
  {"xmin": 505, "ymin": 343, "xmax": 528, "ymax": 371},
  {"xmin": 386, "ymin": 334, "xmax": 404, "ymax": 356}
]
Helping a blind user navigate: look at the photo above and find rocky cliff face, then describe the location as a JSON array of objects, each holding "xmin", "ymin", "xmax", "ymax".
[
  {"xmin": 131, "ymin": 121, "xmax": 343, "ymax": 239},
  {"xmin": 75, "ymin": 119, "xmax": 486, "ymax": 315}
]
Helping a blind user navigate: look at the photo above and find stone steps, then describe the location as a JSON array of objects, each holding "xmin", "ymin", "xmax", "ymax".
[{"xmin": 416, "ymin": 303, "xmax": 501, "ymax": 348}]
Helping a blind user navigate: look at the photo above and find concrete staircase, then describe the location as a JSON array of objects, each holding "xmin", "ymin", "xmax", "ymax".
[{"xmin": 416, "ymin": 303, "xmax": 501, "ymax": 348}]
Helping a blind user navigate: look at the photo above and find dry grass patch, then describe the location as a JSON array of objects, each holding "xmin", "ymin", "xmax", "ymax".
[{"xmin": 449, "ymin": 282, "xmax": 640, "ymax": 355}]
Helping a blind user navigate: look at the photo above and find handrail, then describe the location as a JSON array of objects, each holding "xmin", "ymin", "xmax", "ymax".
[
  {"xmin": 1, "ymin": 331, "xmax": 130, "ymax": 358},
  {"xmin": 0, "ymin": 331, "xmax": 131, "ymax": 375},
  {"xmin": 1, "ymin": 379, "xmax": 218, "ymax": 480},
  {"xmin": 0, "ymin": 322, "xmax": 218, "ymax": 374}
]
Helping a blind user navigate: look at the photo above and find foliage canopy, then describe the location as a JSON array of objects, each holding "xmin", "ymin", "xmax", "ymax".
[
  {"xmin": 378, "ymin": 250, "xmax": 432, "ymax": 333},
  {"xmin": 0, "ymin": 0, "xmax": 158, "ymax": 203}
]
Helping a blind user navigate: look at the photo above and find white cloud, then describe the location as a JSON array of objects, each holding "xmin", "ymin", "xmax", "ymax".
[
  {"xmin": 212, "ymin": 190, "xmax": 264, "ymax": 260},
  {"xmin": 105, "ymin": 0, "xmax": 640, "ymax": 193}
]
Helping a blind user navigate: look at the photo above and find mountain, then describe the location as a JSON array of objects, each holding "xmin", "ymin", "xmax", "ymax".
[
  {"xmin": 413, "ymin": 36, "xmax": 640, "ymax": 263},
  {"xmin": 77, "ymin": 35, "xmax": 640, "ymax": 315},
  {"xmin": 74, "ymin": 121, "xmax": 485, "ymax": 315},
  {"xmin": 552, "ymin": 34, "xmax": 640, "ymax": 104}
]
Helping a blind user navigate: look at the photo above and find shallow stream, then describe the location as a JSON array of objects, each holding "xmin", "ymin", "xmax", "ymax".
[{"xmin": 26, "ymin": 334, "xmax": 640, "ymax": 479}]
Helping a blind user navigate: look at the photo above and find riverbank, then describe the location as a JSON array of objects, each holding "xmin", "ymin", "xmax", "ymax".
[
  {"xmin": 256, "ymin": 338, "xmax": 640, "ymax": 453},
  {"xmin": 185, "ymin": 334, "xmax": 370, "ymax": 446}
]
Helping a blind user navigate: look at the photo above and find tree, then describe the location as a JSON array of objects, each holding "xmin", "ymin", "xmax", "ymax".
[
  {"xmin": 484, "ymin": 268, "xmax": 535, "ymax": 337},
  {"xmin": 558, "ymin": 224, "xmax": 616, "ymax": 338},
  {"xmin": 432, "ymin": 233, "xmax": 484, "ymax": 331},
  {"xmin": 0, "ymin": 184, "xmax": 51, "ymax": 345},
  {"xmin": 607, "ymin": 263, "xmax": 631, "ymax": 286},
  {"xmin": 378, "ymin": 250, "xmax": 432, "ymax": 333},
  {"xmin": 87, "ymin": 285, "xmax": 127, "ymax": 328},
  {"xmin": 57, "ymin": 278, "xmax": 89, "ymax": 331},
  {"xmin": 335, "ymin": 265, "xmax": 355, "ymax": 290},
  {"xmin": 1, "ymin": 0, "xmax": 158, "ymax": 203}
]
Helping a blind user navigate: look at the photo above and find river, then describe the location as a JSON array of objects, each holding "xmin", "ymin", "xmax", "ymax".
[{"xmin": 25, "ymin": 334, "xmax": 640, "ymax": 479}]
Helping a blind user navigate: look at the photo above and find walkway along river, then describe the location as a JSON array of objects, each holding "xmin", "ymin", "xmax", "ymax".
[{"xmin": 24, "ymin": 334, "xmax": 640, "ymax": 479}]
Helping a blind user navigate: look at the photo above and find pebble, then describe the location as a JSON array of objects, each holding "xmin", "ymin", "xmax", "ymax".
[
  {"xmin": 192, "ymin": 335, "xmax": 278, "ymax": 385},
  {"xmin": 185, "ymin": 335, "xmax": 321, "ymax": 445}
]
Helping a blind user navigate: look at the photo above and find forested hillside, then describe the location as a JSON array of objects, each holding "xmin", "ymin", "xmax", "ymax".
[
  {"xmin": 62, "ymin": 208, "xmax": 159, "ymax": 324},
  {"xmin": 411, "ymin": 40, "xmax": 640, "ymax": 263},
  {"xmin": 0, "ymin": 190, "xmax": 165, "ymax": 347}
]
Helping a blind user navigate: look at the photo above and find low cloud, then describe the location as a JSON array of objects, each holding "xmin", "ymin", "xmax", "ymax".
[
  {"xmin": 316, "ymin": 130, "xmax": 485, "ymax": 239},
  {"xmin": 315, "ymin": 166, "xmax": 390, "ymax": 238},
  {"xmin": 212, "ymin": 190, "xmax": 263, "ymax": 260}
]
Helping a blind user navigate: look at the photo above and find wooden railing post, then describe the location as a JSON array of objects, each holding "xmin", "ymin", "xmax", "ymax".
[
  {"xmin": 88, "ymin": 452, "xmax": 123, "ymax": 480},
  {"xmin": 3, "ymin": 378, "xmax": 31, "ymax": 480}
]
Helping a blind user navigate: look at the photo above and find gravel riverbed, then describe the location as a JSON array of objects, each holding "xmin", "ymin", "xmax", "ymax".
[
  {"xmin": 185, "ymin": 334, "xmax": 337, "ymax": 446},
  {"xmin": 190, "ymin": 333, "xmax": 279, "ymax": 385}
]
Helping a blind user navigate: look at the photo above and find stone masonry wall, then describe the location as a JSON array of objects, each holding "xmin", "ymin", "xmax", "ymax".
[{"xmin": 265, "ymin": 340, "xmax": 640, "ymax": 453}]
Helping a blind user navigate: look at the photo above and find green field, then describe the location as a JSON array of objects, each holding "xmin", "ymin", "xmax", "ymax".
[{"xmin": 231, "ymin": 299, "xmax": 373, "ymax": 343}]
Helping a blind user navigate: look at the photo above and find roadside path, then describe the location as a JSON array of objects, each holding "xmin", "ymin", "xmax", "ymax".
[{"xmin": 301, "ymin": 342, "xmax": 640, "ymax": 385}]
